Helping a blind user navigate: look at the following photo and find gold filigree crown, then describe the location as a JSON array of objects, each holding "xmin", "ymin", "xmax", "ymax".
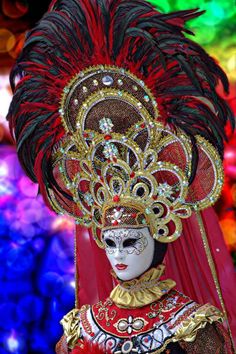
[{"xmin": 49, "ymin": 66, "xmax": 223, "ymax": 248}]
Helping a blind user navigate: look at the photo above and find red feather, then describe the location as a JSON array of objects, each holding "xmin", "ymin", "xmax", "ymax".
[{"xmin": 71, "ymin": 339, "xmax": 111, "ymax": 354}]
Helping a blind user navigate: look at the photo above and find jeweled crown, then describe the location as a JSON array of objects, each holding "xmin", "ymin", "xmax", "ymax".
[{"xmin": 49, "ymin": 66, "xmax": 223, "ymax": 247}]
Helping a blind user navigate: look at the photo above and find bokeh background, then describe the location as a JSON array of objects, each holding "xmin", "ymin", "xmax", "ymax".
[{"xmin": 0, "ymin": 0, "xmax": 236, "ymax": 353}]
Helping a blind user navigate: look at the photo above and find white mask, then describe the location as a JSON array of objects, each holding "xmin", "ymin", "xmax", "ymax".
[{"xmin": 102, "ymin": 227, "xmax": 154, "ymax": 281}]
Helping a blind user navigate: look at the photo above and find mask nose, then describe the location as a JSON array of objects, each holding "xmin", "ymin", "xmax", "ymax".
[{"xmin": 114, "ymin": 247, "xmax": 125, "ymax": 261}]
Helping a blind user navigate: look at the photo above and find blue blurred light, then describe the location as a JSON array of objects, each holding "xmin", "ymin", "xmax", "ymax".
[
  {"xmin": 38, "ymin": 272, "xmax": 64, "ymax": 297},
  {"xmin": 0, "ymin": 303, "xmax": 19, "ymax": 330},
  {"xmin": 0, "ymin": 138, "xmax": 74, "ymax": 353},
  {"xmin": 17, "ymin": 295, "xmax": 44, "ymax": 323},
  {"xmin": 6, "ymin": 247, "xmax": 34, "ymax": 274}
]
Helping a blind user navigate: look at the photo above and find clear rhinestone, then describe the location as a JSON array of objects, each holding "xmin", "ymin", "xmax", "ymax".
[
  {"xmin": 117, "ymin": 79, "xmax": 123, "ymax": 86},
  {"xmin": 118, "ymin": 91, "xmax": 123, "ymax": 97},
  {"xmin": 152, "ymin": 100, "xmax": 157, "ymax": 107},
  {"xmin": 63, "ymin": 87, "xmax": 69, "ymax": 93},
  {"xmin": 137, "ymin": 102, "xmax": 142, "ymax": 109},
  {"xmin": 157, "ymin": 183, "xmax": 174, "ymax": 199},
  {"xmin": 84, "ymin": 193, "xmax": 94, "ymax": 206},
  {"xmin": 74, "ymin": 99, "xmax": 79, "ymax": 105},
  {"xmin": 82, "ymin": 86, "xmax": 88, "ymax": 93},
  {"xmin": 132, "ymin": 85, "xmax": 138, "ymax": 91},
  {"xmin": 99, "ymin": 117, "xmax": 114, "ymax": 134},
  {"xmin": 103, "ymin": 143, "xmax": 118, "ymax": 159},
  {"xmin": 140, "ymin": 80, "xmax": 145, "ymax": 86},
  {"xmin": 144, "ymin": 95, "xmax": 150, "ymax": 102},
  {"xmin": 102, "ymin": 75, "xmax": 114, "ymax": 86},
  {"xmin": 93, "ymin": 79, "xmax": 98, "ymax": 86}
]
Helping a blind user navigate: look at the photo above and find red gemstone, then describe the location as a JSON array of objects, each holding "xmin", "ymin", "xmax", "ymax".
[
  {"xmin": 144, "ymin": 338, "xmax": 149, "ymax": 343},
  {"xmin": 113, "ymin": 195, "xmax": 120, "ymax": 203},
  {"xmin": 113, "ymin": 157, "xmax": 117, "ymax": 163},
  {"xmin": 152, "ymin": 195, "xmax": 157, "ymax": 200},
  {"xmin": 131, "ymin": 213, "xmax": 137, "ymax": 219},
  {"xmin": 104, "ymin": 134, "xmax": 112, "ymax": 141},
  {"xmin": 130, "ymin": 171, "xmax": 135, "ymax": 178},
  {"xmin": 112, "ymin": 220, "xmax": 119, "ymax": 226},
  {"xmin": 140, "ymin": 123, "xmax": 145, "ymax": 129},
  {"xmin": 83, "ymin": 132, "xmax": 89, "ymax": 138},
  {"xmin": 90, "ymin": 332, "xmax": 95, "ymax": 337}
]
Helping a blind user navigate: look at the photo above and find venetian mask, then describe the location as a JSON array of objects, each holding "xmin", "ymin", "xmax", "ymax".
[{"xmin": 102, "ymin": 227, "xmax": 154, "ymax": 281}]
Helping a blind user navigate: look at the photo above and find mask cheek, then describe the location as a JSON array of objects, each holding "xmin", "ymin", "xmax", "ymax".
[{"xmin": 105, "ymin": 248, "xmax": 117, "ymax": 269}]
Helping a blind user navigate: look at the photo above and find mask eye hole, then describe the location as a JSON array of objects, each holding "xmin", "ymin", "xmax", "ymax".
[
  {"xmin": 104, "ymin": 238, "xmax": 116, "ymax": 248},
  {"xmin": 123, "ymin": 238, "xmax": 138, "ymax": 248}
]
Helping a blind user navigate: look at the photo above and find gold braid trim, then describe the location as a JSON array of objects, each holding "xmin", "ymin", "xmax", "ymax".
[
  {"xmin": 60, "ymin": 308, "xmax": 83, "ymax": 349},
  {"xmin": 174, "ymin": 303, "xmax": 223, "ymax": 343}
]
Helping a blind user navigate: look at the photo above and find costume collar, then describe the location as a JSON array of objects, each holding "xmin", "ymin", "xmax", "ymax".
[{"xmin": 110, "ymin": 264, "xmax": 176, "ymax": 308}]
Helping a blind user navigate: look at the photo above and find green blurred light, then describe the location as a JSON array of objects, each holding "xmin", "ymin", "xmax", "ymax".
[
  {"xmin": 191, "ymin": 25, "xmax": 217, "ymax": 45},
  {"xmin": 148, "ymin": 0, "xmax": 171, "ymax": 12},
  {"xmin": 176, "ymin": 0, "xmax": 205, "ymax": 10},
  {"xmin": 201, "ymin": 2, "xmax": 225, "ymax": 25}
]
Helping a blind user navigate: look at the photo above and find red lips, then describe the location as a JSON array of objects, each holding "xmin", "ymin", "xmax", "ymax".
[{"xmin": 115, "ymin": 264, "xmax": 128, "ymax": 270}]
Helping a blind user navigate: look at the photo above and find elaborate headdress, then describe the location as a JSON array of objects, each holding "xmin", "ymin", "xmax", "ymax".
[
  {"xmin": 7, "ymin": 0, "xmax": 236, "ymax": 344},
  {"xmin": 8, "ymin": 0, "xmax": 233, "ymax": 247}
]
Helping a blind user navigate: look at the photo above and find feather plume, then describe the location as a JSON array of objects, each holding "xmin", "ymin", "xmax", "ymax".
[{"xmin": 7, "ymin": 0, "xmax": 234, "ymax": 200}]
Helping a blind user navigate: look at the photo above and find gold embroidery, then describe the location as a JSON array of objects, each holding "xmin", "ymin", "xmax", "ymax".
[
  {"xmin": 95, "ymin": 299, "xmax": 117, "ymax": 326},
  {"xmin": 80, "ymin": 305, "xmax": 93, "ymax": 335}
]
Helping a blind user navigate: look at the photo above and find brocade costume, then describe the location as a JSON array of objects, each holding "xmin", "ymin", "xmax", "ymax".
[{"xmin": 57, "ymin": 266, "xmax": 231, "ymax": 353}]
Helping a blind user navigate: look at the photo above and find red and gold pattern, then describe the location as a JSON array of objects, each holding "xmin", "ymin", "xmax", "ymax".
[
  {"xmin": 60, "ymin": 266, "xmax": 225, "ymax": 353},
  {"xmin": 90, "ymin": 289, "xmax": 199, "ymax": 338}
]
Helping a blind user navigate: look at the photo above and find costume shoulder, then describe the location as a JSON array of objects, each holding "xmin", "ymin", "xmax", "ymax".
[{"xmin": 57, "ymin": 290, "xmax": 231, "ymax": 354}]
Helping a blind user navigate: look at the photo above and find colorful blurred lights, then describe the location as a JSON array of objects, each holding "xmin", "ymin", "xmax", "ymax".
[
  {"xmin": 7, "ymin": 334, "xmax": 19, "ymax": 352},
  {"xmin": 0, "ymin": 160, "xmax": 9, "ymax": 178},
  {"xmin": 0, "ymin": 28, "xmax": 16, "ymax": 53}
]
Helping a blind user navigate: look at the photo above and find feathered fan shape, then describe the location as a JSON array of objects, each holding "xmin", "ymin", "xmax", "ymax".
[{"xmin": 7, "ymin": 0, "xmax": 234, "ymax": 205}]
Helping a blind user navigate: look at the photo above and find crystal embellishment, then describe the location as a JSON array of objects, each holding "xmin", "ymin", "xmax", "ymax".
[
  {"xmin": 99, "ymin": 117, "xmax": 114, "ymax": 134},
  {"xmin": 156, "ymin": 183, "xmax": 174, "ymax": 199},
  {"xmin": 84, "ymin": 193, "xmax": 94, "ymax": 206},
  {"xmin": 102, "ymin": 75, "xmax": 114, "ymax": 86},
  {"xmin": 103, "ymin": 143, "xmax": 118, "ymax": 159}
]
